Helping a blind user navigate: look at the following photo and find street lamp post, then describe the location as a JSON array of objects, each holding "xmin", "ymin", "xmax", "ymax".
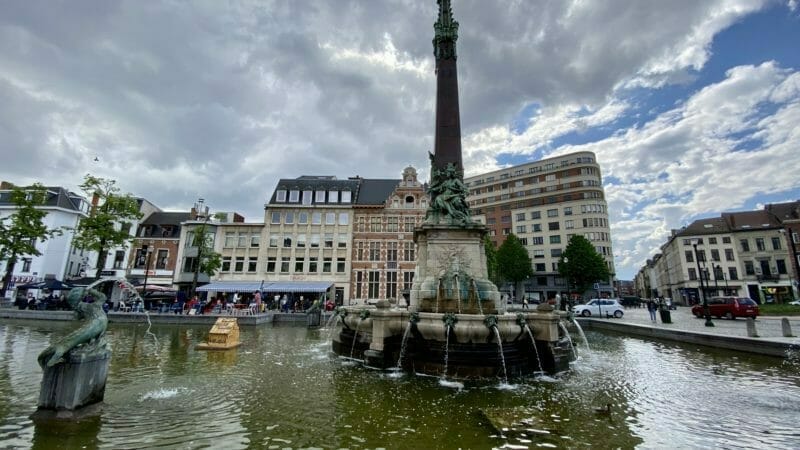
[
  {"xmin": 141, "ymin": 245, "xmax": 153, "ymax": 302},
  {"xmin": 692, "ymin": 239, "xmax": 714, "ymax": 327}
]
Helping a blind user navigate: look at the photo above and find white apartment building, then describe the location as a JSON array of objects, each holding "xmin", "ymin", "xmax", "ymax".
[
  {"xmin": 0, "ymin": 185, "xmax": 91, "ymax": 291},
  {"xmin": 638, "ymin": 210, "xmax": 795, "ymax": 304}
]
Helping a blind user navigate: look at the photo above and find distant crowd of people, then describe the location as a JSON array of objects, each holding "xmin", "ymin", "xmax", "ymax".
[
  {"xmin": 14, "ymin": 291, "xmax": 70, "ymax": 311},
  {"xmin": 123, "ymin": 291, "xmax": 335, "ymax": 315}
]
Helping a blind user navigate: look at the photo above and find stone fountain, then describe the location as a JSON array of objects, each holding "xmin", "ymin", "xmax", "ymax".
[{"xmin": 331, "ymin": 0, "xmax": 574, "ymax": 378}]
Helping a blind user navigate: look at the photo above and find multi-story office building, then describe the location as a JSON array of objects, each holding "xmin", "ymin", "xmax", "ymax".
[
  {"xmin": 464, "ymin": 151, "xmax": 615, "ymax": 301},
  {"xmin": 351, "ymin": 167, "xmax": 427, "ymax": 305}
]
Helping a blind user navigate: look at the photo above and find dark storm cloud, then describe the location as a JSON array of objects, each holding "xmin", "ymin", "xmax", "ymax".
[{"xmin": 0, "ymin": 0, "xmax": 776, "ymax": 227}]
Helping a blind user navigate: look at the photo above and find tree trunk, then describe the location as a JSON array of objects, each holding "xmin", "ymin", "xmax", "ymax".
[
  {"xmin": 0, "ymin": 256, "xmax": 18, "ymax": 298},
  {"xmin": 94, "ymin": 241, "xmax": 107, "ymax": 279}
]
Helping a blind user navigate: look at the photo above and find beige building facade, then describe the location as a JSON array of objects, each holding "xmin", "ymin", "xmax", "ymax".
[{"xmin": 464, "ymin": 151, "xmax": 615, "ymax": 301}]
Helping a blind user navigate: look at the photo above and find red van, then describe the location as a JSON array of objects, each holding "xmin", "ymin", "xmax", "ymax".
[{"xmin": 692, "ymin": 296, "xmax": 759, "ymax": 320}]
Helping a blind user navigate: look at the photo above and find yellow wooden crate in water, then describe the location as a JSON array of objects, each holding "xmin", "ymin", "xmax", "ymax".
[{"xmin": 196, "ymin": 317, "xmax": 242, "ymax": 350}]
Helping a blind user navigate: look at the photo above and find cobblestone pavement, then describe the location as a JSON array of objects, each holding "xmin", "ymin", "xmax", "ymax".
[{"xmin": 602, "ymin": 305, "xmax": 800, "ymax": 344}]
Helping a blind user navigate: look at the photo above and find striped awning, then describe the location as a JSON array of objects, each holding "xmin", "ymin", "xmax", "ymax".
[
  {"xmin": 261, "ymin": 281, "xmax": 333, "ymax": 293},
  {"xmin": 196, "ymin": 281, "xmax": 263, "ymax": 293}
]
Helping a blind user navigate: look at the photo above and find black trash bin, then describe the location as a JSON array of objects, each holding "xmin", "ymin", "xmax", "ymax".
[{"xmin": 659, "ymin": 308, "xmax": 672, "ymax": 324}]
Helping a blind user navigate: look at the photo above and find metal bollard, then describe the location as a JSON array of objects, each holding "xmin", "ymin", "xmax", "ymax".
[
  {"xmin": 746, "ymin": 317, "xmax": 759, "ymax": 338},
  {"xmin": 782, "ymin": 318, "xmax": 794, "ymax": 337}
]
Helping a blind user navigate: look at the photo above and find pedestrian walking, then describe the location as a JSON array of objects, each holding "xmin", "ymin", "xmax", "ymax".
[{"xmin": 647, "ymin": 298, "xmax": 657, "ymax": 321}]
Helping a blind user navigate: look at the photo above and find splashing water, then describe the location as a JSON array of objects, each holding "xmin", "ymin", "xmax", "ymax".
[
  {"xmin": 558, "ymin": 321, "xmax": 578, "ymax": 361},
  {"xmin": 523, "ymin": 324, "xmax": 543, "ymax": 373},
  {"xmin": 89, "ymin": 277, "xmax": 160, "ymax": 355},
  {"xmin": 139, "ymin": 387, "xmax": 181, "ymax": 401},
  {"xmin": 491, "ymin": 325, "xmax": 508, "ymax": 384},
  {"xmin": 441, "ymin": 326, "xmax": 450, "ymax": 380},
  {"xmin": 326, "ymin": 314, "xmax": 342, "ymax": 344},
  {"xmin": 350, "ymin": 318, "xmax": 363, "ymax": 360},
  {"xmin": 571, "ymin": 318, "xmax": 590, "ymax": 351},
  {"xmin": 395, "ymin": 320, "xmax": 413, "ymax": 369},
  {"xmin": 471, "ymin": 279, "xmax": 484, "ymax": 315},
  {"xmin": 454, "ymin": 274, "xmax": 462, "ymax": 314}
]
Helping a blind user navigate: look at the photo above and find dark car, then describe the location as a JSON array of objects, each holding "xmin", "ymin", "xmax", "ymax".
[
  {"xmin": 620, "ymin": 296, "xmax": 641, "ymax": 308},
  {"xmin": 692, "ymin": 296, "xmax": 759, "ymax": 320}
]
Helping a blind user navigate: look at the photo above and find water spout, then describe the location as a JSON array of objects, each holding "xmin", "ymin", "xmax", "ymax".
[
  {"xmin": 325, "ymin": 313, "xmax": 342, "ymax": 344},
  {"xmin": 102, "ymin": 278, "xmax": 159, "ymax": 354},
  {"xmin": 396, "ymin": 313, "xmax": 420, "ymax": 369},
  {"xmin": 350, "ymin": 318, "xmax": 363, "ymax": 360},
  {"xmin": 471, "ymin": 279, "xmax": 484, "ymax": 315},
  {"xmin": 442, "ymin": 326, "xmax": 450, "ymax": 379},
  {"xmin": 523, "ymin": 323, "xmax": 543, "ymax": 373},
  {"xmin": 491, "ymin": 325, "xmax": 508, "ymax": 384},
  {"xmin": 571, "ymin": 317, "xmax": 590, "ymax": 351},
  {"xmin": 558, "ymin": 321, "xmax": 578, "ymax": 361},
  {"xmin": 454, "ymin": 273, "xmax": 462, "ymax": 314},
  {"xmin": 436, "ymin": 278, "xmax": 443, "ymax": 313}
]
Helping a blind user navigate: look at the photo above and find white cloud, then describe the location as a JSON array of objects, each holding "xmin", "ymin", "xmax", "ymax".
[{"xmin": 0, "ymin": 0, "xmax": 796, "ymax": 280}]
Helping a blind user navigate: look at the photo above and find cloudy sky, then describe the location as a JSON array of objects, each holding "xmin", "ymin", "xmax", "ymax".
[{"xmin": 1, "ymin": 0, "xmax": 799, "ymax": 279}]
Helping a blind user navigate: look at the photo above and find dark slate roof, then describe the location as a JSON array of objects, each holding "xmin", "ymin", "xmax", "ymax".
[
  {"xmin": 266, "ymin": 177, "xmax": 361, "ymax": 205},
  {"xmin": 675, "ymin": 217, "xmax": 730, "ymax": 237},
  {"xmin": 0, "ymin": 186, "xmax": 85, "ymax": 212},
  {"xmin": 142, "ymin": 211, "xmax": 191, "ymax": 226},
  {"xmin": 138, "ymin": 211, "xmax": 191, "ymax": 238},
  {"xmin": 355, "ymin": 179, "xmax": 401, "ymax": 205},
  {"xmin": 765, "ymin": 200, "xmax": 800, "ymax": 222},
  {"xmin": 722, "ymin": 210, "xmax": 781, "ymax": 231}
]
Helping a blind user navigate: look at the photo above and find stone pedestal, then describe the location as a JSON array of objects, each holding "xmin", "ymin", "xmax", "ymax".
[
  {"xmin": 36, "ymin": 346, "xmax": 111, "ymax": 413},
  {"xmin": 409, "ymin": 222, "xmax": 501, "ymax": 314}
]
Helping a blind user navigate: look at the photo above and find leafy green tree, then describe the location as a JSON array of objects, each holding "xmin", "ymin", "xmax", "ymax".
[
  {"xmin": 71, "ymin": 175, "xmax": 142, "ymax": 276},
  {"xmin": 0, "ymin": 184, "xmax": 63, "ymax": 297},
  {"xmin": 483, "ymin": 235, "xmax": 501, "ymax": 286},
  {"xmin": 496, "ymin": 234, "xmax": 533, "ymax": 297},
  {"xmin": 189, "ymin": 216, "xmax": 223, "ymax": 297},
  {"xmin": 558, "ymin": 235, "xmax": 610, "ymax": 296}
]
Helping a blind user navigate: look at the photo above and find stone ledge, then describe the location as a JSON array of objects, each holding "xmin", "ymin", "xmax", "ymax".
[{"xmin": 577, "ymin": 318, "xmax": 797, "ymax": 357}]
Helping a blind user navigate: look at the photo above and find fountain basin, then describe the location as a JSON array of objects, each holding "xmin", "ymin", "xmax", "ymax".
[{"xmin": 331, "ymin": 306, "xmax": 574, "ymax": 378}]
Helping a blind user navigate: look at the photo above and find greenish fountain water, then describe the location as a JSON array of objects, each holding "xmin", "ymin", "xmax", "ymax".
[{"xmin": 1, "ymin": 320, "xmax": 799, "ymax": 449}]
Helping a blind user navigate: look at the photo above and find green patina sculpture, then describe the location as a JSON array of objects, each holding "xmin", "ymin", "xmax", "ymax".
[
  {"xmin": 433, "ymin": 0, "xmax": 459, "ymax": 60},
  {"xmin": 37, "ymin": 287, "xmax": 108, "ymax": 369},
  {"xmin": 426, "ymin": 153, "xmax": 473, "ymax": 225}
]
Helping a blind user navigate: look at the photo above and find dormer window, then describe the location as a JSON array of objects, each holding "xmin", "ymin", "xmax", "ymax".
[
  {"xmin": 315, "ymin": 190, "xmax": 326, "ymax": 203},
  {"xmin": 341, "ymin": 191, "xmax": 352, "ymax": 203},
  {"xmin": 288, "ymin": 190, "xmax": 299, "ymax": 202},
  {"xmin": 276, "ymin": 190, "xmax": 287, "ymax": 202},
  {"xmin": 328, "ymin": 190, "xmax": 339, "ymax": 203},
  {"xmin": 302, "ymin": 190, "xmax": 312, "ymax": 205}
]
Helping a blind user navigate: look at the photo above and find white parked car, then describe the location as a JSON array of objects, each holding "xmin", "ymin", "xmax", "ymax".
[
  {"xmin": 573, "ymin": 299, "xmax": 624, "ymax": 318},
  {"xmin": 789, "ymin": 300, "xmax": 800, "ymax": 306}
]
